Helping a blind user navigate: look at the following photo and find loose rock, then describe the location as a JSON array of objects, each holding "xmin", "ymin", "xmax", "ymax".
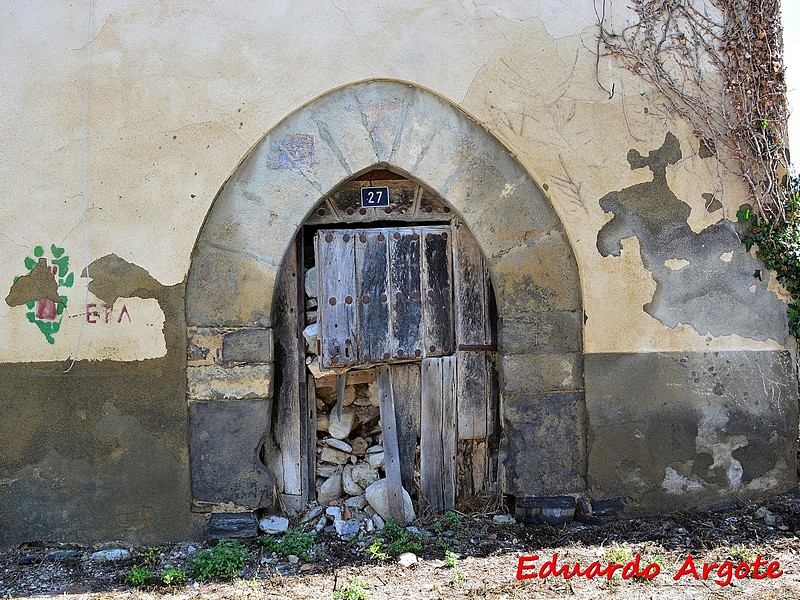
[
  {"xmin": 317, "ymin": 471, "xmax": 343, "ymax": 505},
  {"xmin": 398, "ymin": 552, "xmax": 418, "ymax": 567},
  {"xmin": 259, "ymin": 515, "xmax": 290, "ymax": 535},
  {"xmin": 90, "ymin": 549, "xmax": 131, "ymax": 562},
  {"xmin": 342, "ymin": 465, "xmax": 364, "ymax": 496},
  {"xmin": 350, "ymin": 437, "xmax": 368, "ymax": 456},
  {"xmin": 328, "ymin": 407, "xmax": 357, "ymax": 439},
  {"xmin": 493, "ymin": 514, "xmax": 515, "ymax": 524},
  {"xmin": 345, "ymin": 495, "xmax": 367, "ymax": 510},
  {"xmin": 320, "ymin": 446, "xmax": 350, "ymax": 465},
  {"xmin": 301, "ymin": 505, "xmax": 325, "ymax": 524},
  {"xmin": 366, "ymin": 446, "xmax": 385, "ymax": 469},
  {"xmin": 365, "ymin": 479, "xmax": 415, "ymax": 523},
  {"xmin": 335, "ymin": 519, "xmax": 360, "ymax": 538},
  {"xmin": 351, "ymin": 463, "xmax": 379, "ymax": 488}
]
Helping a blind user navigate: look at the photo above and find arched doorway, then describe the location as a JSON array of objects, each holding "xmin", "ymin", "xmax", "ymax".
[
  {"xmin": 185, "ymin": 80, "xmax": 584, "ymax": 526},
  {"xmin": 271, "ymin": 169, "xmax": 500, "ymax": 522}
]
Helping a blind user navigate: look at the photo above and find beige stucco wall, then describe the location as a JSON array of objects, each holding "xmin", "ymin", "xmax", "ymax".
[{"xmin": 0, "ymin": 0, "xmax": 787, "ymax": 363}]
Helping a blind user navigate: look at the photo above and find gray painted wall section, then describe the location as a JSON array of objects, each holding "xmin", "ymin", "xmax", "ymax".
[{"xmin": 585, "ymin": 350, "xmax": 798, "ymax": 511}]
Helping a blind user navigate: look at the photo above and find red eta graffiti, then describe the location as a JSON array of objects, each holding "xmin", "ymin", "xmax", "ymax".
[
  {"xmin": 516, "ymin": 553, "xmax": 782, "ymax": 587},
  {"xmin": 86, "ymin": 303, "xmax": 131, "ymax": 324}
]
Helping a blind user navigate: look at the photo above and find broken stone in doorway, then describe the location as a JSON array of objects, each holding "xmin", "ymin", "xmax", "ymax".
[
  {"xmin": 342, "ymin": 464, "xmax": 364, "ymax": 496},
  {"xmin": 317, "ymin": 464, "xmax": 340, "ymax": 478},
  {"xmin": 305, "ymin": 266, "xmax": 318, "ymax": 298},
  {"xmin": 320, "ymin": 438, "xmax": 352, "ymax": 464},
  {"xmin": 303, "ymin": 323, "xmax": 318, "ymax": 354},
  {"xmin": 350, "ymin": 436, "xmax": 368, "ymax": 456},
  {"xmin": 351, "ymin": 462, "xmax": 379, "ymax": 488},
  {"xmin": 345, "ymin": 495, "xmax": 367, "ymax": 510},
  {"xmin": 317, "ymin": 412, "xmax": 330, "ymax": 432},
  {"xmin": 317, "ymin": 469, "xmax": 343, "ymax": 505},
  {"xmin": 365, "ymin": 479, "xmax": 416, "ymax": 523},
  {"xmin": 366, "ymin": 445, "xmax": 385, "ymax": 469},
  {"xmin": 328, "ymin": 406, "xmax": 356, "ymax": 439}
]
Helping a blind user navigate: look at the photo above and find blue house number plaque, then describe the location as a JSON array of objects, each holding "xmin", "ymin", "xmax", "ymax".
[{"xmin": 360, "ymin": 186, "xmax": 390, "ymax": 207}]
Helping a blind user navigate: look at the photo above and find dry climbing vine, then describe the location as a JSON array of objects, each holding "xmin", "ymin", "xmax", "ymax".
[{"xmin": 597, "ymin": 0, "xmax": 800, "ymax": 335}]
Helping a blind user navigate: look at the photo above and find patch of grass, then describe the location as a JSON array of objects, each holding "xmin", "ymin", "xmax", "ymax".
[
  {"xmin": 259, "ymin": 527, "xmax": 318, "ymax": 562},
  {"xmin": 729, "ymin": 545, "xmax": 759, "ymax": 562},
  {"xmin": 433, "ymin": 510, "xmax": 464, "ymax": 534},
  {"xmin": 446, "ymin": 511, "xmax": 463, "ymax": 530},
  {"xmin": 364, "ymin": 539, "xmax": 389, "ymax": 561},
  {"xmin": 365, "ymin": 519, "xmax": 423, "ymax": 560},
  {"xmin": 140, "ymin": 546, "xmax": 160, "ymax": 568},
  {"xmin": 126, "ymin": 565, "xmax": 155, "ymax": 587},
  {"xmin": 333, "ymin": 575, "xmax": 369, "ymax": 600},
  {"xmin": 444, "ymin": 549, "xmax": 459, "ymax": 568},
  {"xmin": 190, "ymin": 539, "xmax": 249, "ymax": 581},
  {"xmin": 444, "ymin": 550, "xmax": 464, "ymax": 587},
  {"xmin": 161, "ymin": 565, "xmax": 187, "ymax": 585},
  {"xmin": 603, "ymin": 544, "xmax": 634, "ymax": 565}
]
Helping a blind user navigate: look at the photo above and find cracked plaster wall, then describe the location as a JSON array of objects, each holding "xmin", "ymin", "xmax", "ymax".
[{"xmin": 1, "ymin": 0, "xmax": 788, "ymax": 362}]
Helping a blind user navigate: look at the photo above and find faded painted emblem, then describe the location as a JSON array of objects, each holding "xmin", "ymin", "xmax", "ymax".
[
  {"xmin": 7, "ymin": 245, "xmax": 74, "ymax": 344},
  {"xmin": 266, "ymin": 133, "xmax": 315, "ymax": 169}
]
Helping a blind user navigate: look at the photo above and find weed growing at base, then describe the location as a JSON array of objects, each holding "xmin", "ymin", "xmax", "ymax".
[
  {"xmin": 334, "ymin": 575, "xmax": 369, "ymax": 600},
  {"xmin": 259, "ymin": 527, "xmax": 318, "ymax": 562},
  {"xmin": 189, "ymin": 539, "xmax": 248, "ymax": 581},
  {"xmin": 365, "ymin": 518, "xmax": 423, "ymax": 560}
]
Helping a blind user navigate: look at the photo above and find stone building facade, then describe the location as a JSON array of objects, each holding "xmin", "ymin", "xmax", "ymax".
[{"xmin": 0, "ymin": 1, "xmax": 796, "ymax": 547}]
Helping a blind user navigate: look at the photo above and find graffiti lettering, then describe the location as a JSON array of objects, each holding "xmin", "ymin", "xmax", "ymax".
[{"xmin": 86, "ymin": 303, "xmax": 132, "ymax": 324}]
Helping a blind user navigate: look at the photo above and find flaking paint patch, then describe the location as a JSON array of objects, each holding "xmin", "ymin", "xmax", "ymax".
[
  {"xmin": 596, "ymin": 133, "xmax": 787, "ymax": 341},
  {"xmin": 0, "ymin": 254, "xmax": 171, "ymax": 362},
  {"xmin": 5, "ymin": 258, "xmax": 60, "ymax": 306},
  {"xmin": 662, "ymin": 466, "xmax": 705, "ymax": 495},
  {"xmin": 664, "ymin": 258, "xmax": 689, "ymax": 271}
]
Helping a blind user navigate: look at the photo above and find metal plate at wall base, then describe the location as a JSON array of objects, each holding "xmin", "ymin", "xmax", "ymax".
[
  {"xmin": 515, "ymin": 496, "xmax": 576, "ymax": 525},
  {"xmin": 206, "ymin": 512, "xmax": 259, "ymax": 539}
]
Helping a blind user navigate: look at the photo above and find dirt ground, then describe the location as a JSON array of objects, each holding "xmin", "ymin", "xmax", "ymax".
[{"xmin": 4, "ymin": 490, "xmax": 800, "ymax": 599}]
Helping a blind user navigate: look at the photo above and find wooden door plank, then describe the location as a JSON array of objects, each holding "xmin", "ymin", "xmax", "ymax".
[
  {"xmin": 377, "ymin": 365, "xmax": 407, "ymax": 525},
  {"xmin": 485, "ymin": 353, "xmax": 500, "ymax": 493},
  {"xmin": 388, "ymin": 228, "xmax": 423, "ymax": 360},
  {"xmin": 355, "ymin": 230, "xmax": 392, "ymax": 364},
  {"xmin": 421, "ymin": 227, "xmax": 454, "ymax": 357},
  {"xmin": 390, "ymin": 362, "xmax": 421, "ymax": 492},
  {"xmin": 316, "ymin": 230, "xmax": 357, "ymax": 368},
  {"xmin": 441, "ymin": 355, "xmax": 457, "ymax": 509},
  {"xmin": 453, "ymin": 222, "xmax": 491, "ymax": 346},
  {"xmin": 456, "ymin": 350, "xmax": 488, "ymax": 440},
  {"xmin": 274, "ymin": 236, "xmax": 302, "ymax": 496},
  {"xmin": 472, "ymin": 440, "xmax": 487, "ymax": 496},
  {"xmin": 420, "ymin": 357, "xmax": 444, "ymax": 511},
  {"xmin": 456, "ymin": 439, "xmax": 474, "ymax": 501},
  {"xmin": 306, "ymin": 374, "xmax": 318, "ymax": 501}
]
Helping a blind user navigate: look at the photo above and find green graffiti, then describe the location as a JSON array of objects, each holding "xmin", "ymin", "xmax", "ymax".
[{"xmin": 17, "ymin": 244, "xmax": 74, "ymax": 344}]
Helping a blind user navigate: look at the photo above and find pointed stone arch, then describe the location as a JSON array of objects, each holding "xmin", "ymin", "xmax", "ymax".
[{"xmin": 185, "ymin": 80, "xmax": 585, "ymax": 520}]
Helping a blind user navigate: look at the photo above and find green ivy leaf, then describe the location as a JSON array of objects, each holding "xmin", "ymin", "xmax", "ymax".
[
  {"xmin": 33, "ymin": 246, "xmax": 44, "ymax": 258},
  {"xmin": 51, "ymin": 244, "xmax": 65, "ymax": 258},
  {"xmin": 24, "ymin": 257, "xmax": 36, "ymax": 271}
]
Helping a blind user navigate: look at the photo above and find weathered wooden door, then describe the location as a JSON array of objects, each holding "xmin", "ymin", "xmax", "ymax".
[
  {"xmin": 313, "ymin": 222, "xmax": 496, "ymax": 513},
  {"xmin": 315, "ymin": 225, "xmax": 454, "ymax": 368}
]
